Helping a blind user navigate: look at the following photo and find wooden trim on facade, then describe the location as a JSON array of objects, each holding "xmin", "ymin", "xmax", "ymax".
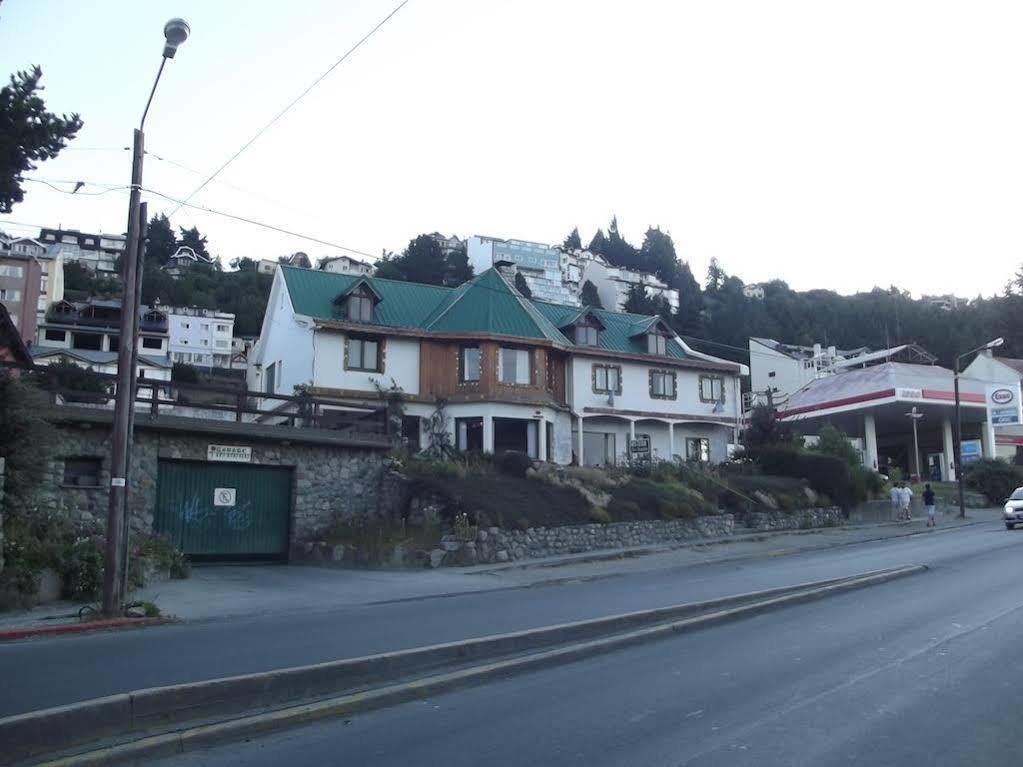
[{"xmin": 582, "ymin": 405, "xmax": 734, "ymax": 424}]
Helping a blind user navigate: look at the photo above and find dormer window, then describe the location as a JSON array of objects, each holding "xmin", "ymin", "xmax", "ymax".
[
  {"xmin": 335, "ymin": 278, "xmax": 382, "ymax": 324},
  {"xmin": 564, "ymin": 309, "xmax": 605, "ymax": 347},
  {"xmin": 576, "ymin": 325, "xmax": 598, "ymax": 346},
  {"xmin": 647, "ymin": 333, "xmax": 668, "ymax": 356},
  {"xmin": 347, "ymin": 291, "xmax": 374, "ymax": 322}
]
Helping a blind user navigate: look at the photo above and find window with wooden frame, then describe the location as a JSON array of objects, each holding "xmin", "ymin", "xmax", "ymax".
[
  {"xmin": 699, "ymin": 374, "xmax": 724, "ymax": 403},
  {"xmin": 592, "ymin": 364, "xmax": 622, "ymax": 395},
  {"xmin": 498, "ymin": 347, "xmax": 531, "ymax": 385},
  {"xmin": 649, "ymin": 369, "xmax": 677, "ymax": 399},
  {"xmin": 345, "ymin": 335, "xmax": 381, "ymax": 372},
  {"xmin": 647, "ymin": 332, "xmax": 669, "ymax": 356},
  {"xmin": 686, "ymin": 437, "xmax": 710, "ymax": 463},
  {"xmin": 346, "ymin": 288, "xmax": 375, "ymax": 323},
  {"xmin": 460, "ymin": 346, "xmax": 481, "ymax": 383}
]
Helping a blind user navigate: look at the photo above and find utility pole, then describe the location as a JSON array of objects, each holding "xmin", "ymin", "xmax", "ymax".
[
  {"xmin": 101, "ymin": 130, "xmax": 145, "ymax": 617},
  {"xmin": 101, "ymin": 19, "xmax": 190, "ymax": 618},
  {"xmin": 905, "ymin": 406, "xmax": 923, "ymax": 482}
]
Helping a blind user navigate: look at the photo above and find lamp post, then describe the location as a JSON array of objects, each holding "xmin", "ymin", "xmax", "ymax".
[
  {"xmin": 905, "ymin": 406, "xmax": 923, "ymax": 482},
  {"xmin": 953, "ymin": 337, "xmax": 1004, "ymax": 519},
  {"xmin": 101, "ymin": 19, "xmax": 190, "ymax": 618}
]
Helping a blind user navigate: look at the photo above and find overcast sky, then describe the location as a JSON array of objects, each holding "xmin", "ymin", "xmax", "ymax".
[{"xmin": 2, "ymin": 0, "xmax": 1021, "ymax": 297}]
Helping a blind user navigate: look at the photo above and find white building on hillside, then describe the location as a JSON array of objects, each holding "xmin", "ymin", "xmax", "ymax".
[
  {"xmin": 466, "ymin": 235, "xmax": 680, "ymax": 312},
  {"xmin": 165, "ymin": 306, "xmax": 235, "ymax": 368},
  {"xmin": 38, "ymin": 228, "xmax": 125, "ymax": 275},
  {"xmin": 320, "ymin": 255, "xmax": 373, "ymax": 277}
]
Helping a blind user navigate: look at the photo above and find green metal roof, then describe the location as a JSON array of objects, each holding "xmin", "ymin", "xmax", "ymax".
[
  {"xmin": 281, "ymin": 266, "xmax": 452, "ymax": 329},
  {"xmin": 530, "ymin": 300, "xmax": 689, "ymax": 359},
  {"xmin": 280, "ymin": 264, "xmax": 688, "ymax": 359}
]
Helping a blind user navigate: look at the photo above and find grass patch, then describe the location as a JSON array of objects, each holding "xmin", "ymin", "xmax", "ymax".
[
  {"xmin": 411, "ymin": 473, "xmax": 593, "ymax": 529},
  {"xmin": 607, "ymin": 478, "xmax": 717, "ymax": 521}
]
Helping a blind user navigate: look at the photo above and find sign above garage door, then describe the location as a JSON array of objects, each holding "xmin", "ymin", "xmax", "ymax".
[{"xmin": 207, "ymin": 444, "xmax": 252, "ymax": 462}]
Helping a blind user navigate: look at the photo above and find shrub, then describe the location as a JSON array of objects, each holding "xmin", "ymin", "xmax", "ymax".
[
  {"xmin": 131, "ymin": 532, "xmax": 191, "ymax": 582},
  {"xmin": 589, "ymin": 507, "xmax": 612, "ymax": 524},
  {"xmin": 964, "ymin": 459, "xmax": 1023, "ymax": 504},
  {"xmin": 33, "ymin": 360, "xmax": 111, "ymax": 403},
  {"xmin": 407, "ymin": 458, "xmax": 465, "ymax": 480},
  {"xmin": 794, "ymin": 453, "xmax": 852, "ymax": 507},
  {"xmin": 63, "ymin": 537, "xmax": 104, "ymax": 601},
  {"xmin": 496, "ymin": 450, "xmax": 533, "ymax": 479},
  {"xmin": 608, "ymin": 478, "xmax": 716, "ymax": 521},
  {"xmin": 812, "ymin": 425, "xmax": 862, "ymax": 467},
  {"xmin": 746, "ymin": 444, "xmax": 802, "ymax": 476},
  {"xmin": 172, "ymin": 362, "xmax": 200, "ymax": 384}
]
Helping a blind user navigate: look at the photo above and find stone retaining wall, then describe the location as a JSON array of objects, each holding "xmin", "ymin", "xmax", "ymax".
[
  {"xmin": 741, "ymin": 507, "xmax": 845, "ymax": 531},
  {"xmin": 294, "ymin": 505, "xmax": 850, "ymax": 569}
]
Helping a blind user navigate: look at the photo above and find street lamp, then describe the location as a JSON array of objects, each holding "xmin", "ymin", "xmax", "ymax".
[
  {"xmin": 101, "ymin": 19, "xmax": 190, "ymax": 618},
  {"xmin": 905, "ymin": 406, "xmax": 923, "ymax": 482},
  {"xmin": 953, "ymin": 337, "xmax": 1004, "ymax": 519}
]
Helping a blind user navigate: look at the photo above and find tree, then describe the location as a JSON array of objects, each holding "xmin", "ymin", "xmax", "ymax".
[
  {"xmin": 623, "ymin": 283, "xmax": 671, "ymax": 318},
  {"xmin": 0, "ymin": 66, "xmax": 82, "ymax": 212},
  {"xmin": 741, "ymin": 404, "xmax": 795, "ymax": 449},
  {"xmin": 705, "ymin": 257, "xmax": 726, "ymax": 292},
  {"xmin": 587, "ymin": 228, "xmax": 608, "ymax": 256},
  {"xmin": 638, "ymin": 226, "xmax": 679, "ymax": 285},
  {"xmin": 580, "ymin": 280, "xmax": 603, "ymax": 308},
  {"xmin": 563, "ymin": 227, "xmax": 582, "ymax": 250},
  {"xmin": 373, "ymin": 235, "xmax": 473, "ymax": 287},
  {"xmin": 603, "ymin": 215, "xmax": 638, "ymax": 269},
  {"xmin": 443, "ymin": 244, "xmax": 474, "ymax": 286},
  {"xmin": 812, "ymin": 424, "xmax": 862, "ymax": 467},
  {"xmin": 514, "ymin": 271, "xmax": 532, "ymax": 298},
  {"xmin": 672, "ymin": 261, "xmax": 703, "ymax": 336},
  {"xmin": 0, "ymin": 374, "xmax": 56, "ymax": 521},
  {"xmin": 177, "ymin": 226, "xmax": 211, "ymax": 260},
  {"xmin": 62, "ymin": 260, "xmax": 95, "ymax": 294},
  {"xmin": 145, "ymin": 214, "xmax": 177, "ymax": 265}
]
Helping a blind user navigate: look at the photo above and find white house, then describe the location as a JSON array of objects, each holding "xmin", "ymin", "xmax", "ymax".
[
  {"xmin": 319, "ymin": 255, "xmax": 374, "ymax": 277},
  {"xmin": 164, "ymin": 306, "xmax": 235, "ymax": 368},
  {"xmin": 249, "ymin": 265, "xmax": 746, "ymax": 465}
]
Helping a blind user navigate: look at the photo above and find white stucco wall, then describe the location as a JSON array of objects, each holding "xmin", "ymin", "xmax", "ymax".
[
  {"xmin": 569, "ymin": 354, "xmax": 739, "ymax": 422},
  {"xmin": 748, "ymin": 339, "xmax": 808, "ymax": 404},
  {"xmin": 311, "ymin": 332, "xmax": 421, "ymax": 395},
  {"xmin": 247, "ymin": 269, "xmax": 314, "ymax": 395}
]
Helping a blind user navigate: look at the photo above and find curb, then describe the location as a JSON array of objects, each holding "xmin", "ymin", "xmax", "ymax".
[
  {"xmin": 16, "ymin": 565, "xmax": 926, "ymax": 766},
  {"xmin": 0, "ymin": 616, "xmax": 169, "ymax": 642}
]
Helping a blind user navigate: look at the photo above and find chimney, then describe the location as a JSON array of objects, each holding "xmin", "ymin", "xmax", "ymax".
[{"xmin": 494, "ymin": 259, "xmax": 517, "ymax": 279}]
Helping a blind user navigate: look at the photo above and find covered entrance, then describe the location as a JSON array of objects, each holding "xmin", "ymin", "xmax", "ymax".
[{"xmin": 155, "ymin": 460, "xmax": 292, "ymax": 560}]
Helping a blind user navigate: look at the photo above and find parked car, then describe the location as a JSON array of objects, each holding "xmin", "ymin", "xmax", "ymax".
[{"xmin": 1004, "ymin": 487, "xmax": 1023, "ymax": 529}]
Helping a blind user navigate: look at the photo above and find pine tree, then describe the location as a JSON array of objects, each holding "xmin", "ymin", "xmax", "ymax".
[
  {"xmin": 587, "ymin": 228, "xmax": 609, "ymax": 256},
  {"xmin": 563, "ymin": 227, "xmax": 582, "ymax": 250},
  {"xmin": 580, "ymin": 280, "xmax": 603, "ymax": 308},
  {"xmin": 514, "ymin": 271, "xmax": 532, "ymax": 298},
  {"xmin": 0, "ymin": 66, "xmax": 82, "ymax": 212}
]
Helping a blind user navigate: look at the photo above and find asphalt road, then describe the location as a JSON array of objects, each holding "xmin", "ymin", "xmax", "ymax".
[
  {"xmin": 1, "ymin": 522, "xmax": 1019, "ymax": 719},
  {"xmin": 151, "ymin": 522, "xmax": 1023, "ymax": 767}
]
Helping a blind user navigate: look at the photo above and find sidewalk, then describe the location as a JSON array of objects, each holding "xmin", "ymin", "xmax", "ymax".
[{"xmin": 0, "ymin": 509, "xmax": 1001, "ymax": 637}]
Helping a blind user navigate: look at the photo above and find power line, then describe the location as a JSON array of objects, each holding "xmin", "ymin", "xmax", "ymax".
[
  {"xmin": 143, "ymin": 187, "xmax": 380, "ymax": 260},
  {"xmin": 168, "ymin": 0, "xmax": 409, "ymax": 217},
  {"xmin": 25, "ymin": 177, "xmax": 129, "ymax": 196}
]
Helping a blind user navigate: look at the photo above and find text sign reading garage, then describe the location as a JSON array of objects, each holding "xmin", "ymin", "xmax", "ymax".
[{"xmin": 207, "ymin": 444, "xmax": 252, "ymax": 463}]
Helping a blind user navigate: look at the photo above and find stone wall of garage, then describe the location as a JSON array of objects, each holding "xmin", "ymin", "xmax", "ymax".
[{"xmin": 37, "ymin": 420, "xmax": 398, "ymax": 548}]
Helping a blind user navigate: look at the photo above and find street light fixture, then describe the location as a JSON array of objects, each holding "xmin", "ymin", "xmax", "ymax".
[
  {"xmin": 953, "ymin": 337, "xmax": 1004, "ymax": 519},
  {"xmin": 101, "ymin": 19, "xmax": 190, "ymax": 618}
]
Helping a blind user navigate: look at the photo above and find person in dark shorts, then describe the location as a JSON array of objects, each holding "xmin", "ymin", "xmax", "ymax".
[{"xmin": 923, "ymin": 483, "xmax": 937, "ymax": 526}]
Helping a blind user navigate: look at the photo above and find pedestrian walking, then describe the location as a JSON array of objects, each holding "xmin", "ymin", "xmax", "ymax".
[
  {"xmin": 923, "ymin": 483, "xmax": 937, "ymax": 527},
  {"xmin": 900, "ymin": 483, "xmax": 914, "ymax": 522},
  {"xmin": 890, "ymin": 483, "xmax": 901, "ymax": 522}
]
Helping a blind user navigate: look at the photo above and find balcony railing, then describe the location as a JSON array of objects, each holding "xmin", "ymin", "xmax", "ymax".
[{"xmin": 0, "ymin": 360, "xmax": 391, "ymax": 440}]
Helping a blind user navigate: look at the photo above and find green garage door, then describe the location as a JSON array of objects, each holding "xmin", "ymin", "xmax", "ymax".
[{"xmin": 155, "ymin": 461, "xmax": 292, "ymax": 559}]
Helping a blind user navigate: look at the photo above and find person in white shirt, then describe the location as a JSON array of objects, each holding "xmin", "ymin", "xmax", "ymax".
[
  {"xmin": 899, "ymin": 484, "xmax": 914, "ymax": 522},
  {"xmin": 890, "ymin": 484, "xmax": 901, "ymax": 520}
]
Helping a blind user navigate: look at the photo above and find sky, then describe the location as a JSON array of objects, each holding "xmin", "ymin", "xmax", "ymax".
[{"xmin": 1, "ymin": 0, "xmax": 1021, "ymax": 297}]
